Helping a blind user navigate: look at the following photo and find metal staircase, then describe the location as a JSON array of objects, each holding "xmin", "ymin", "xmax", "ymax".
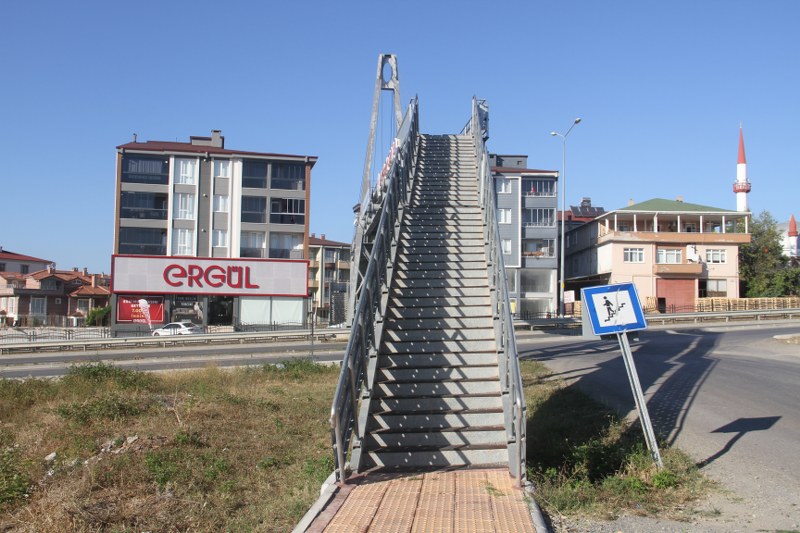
[
  {"xmin": 360, "ymin": 134, "xmax": 508, "ymax": 470},
  {"xmin": 330, "ymin": 70, "xmax": 526, "ymax": 484}
]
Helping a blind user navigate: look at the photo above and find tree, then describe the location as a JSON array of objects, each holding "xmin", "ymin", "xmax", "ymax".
[
  {"xmin": 738, "ymin": 211, "xmax": 791, "ymax": 297},
  {"xmin": 85, "ymin": 305, "xmax": 111, "ymax": 326}
]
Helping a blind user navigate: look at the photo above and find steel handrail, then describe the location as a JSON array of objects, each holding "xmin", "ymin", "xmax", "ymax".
[
  {"xmin": 467, "ymin": 97, "xmax": 527, "ymax": 484},
  {"xmin": 329, "ymin": 97, "xmax": 419, "ymax": 482}
]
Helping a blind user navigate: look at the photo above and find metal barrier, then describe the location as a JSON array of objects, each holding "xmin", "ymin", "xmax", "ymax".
[
  {"xmin": 329, "ymin": 97, "xmax": 419, "ymax": 482},
  {"xmin": 464, "ymin": 97, "xmax": 527, "ymax": 485},
  {"xmin": 0, "ymin": 329, "xmax": 340, "ymax": 356}
]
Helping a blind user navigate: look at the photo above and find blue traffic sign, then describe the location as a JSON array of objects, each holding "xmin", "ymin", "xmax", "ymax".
[{"xmin": 582, "ymin": 283, "xmax": 647, "ymax": 335}]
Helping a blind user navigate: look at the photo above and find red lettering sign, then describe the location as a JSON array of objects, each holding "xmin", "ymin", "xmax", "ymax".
[{"xmin": 162, "ymin": 264, "xmax": 260, "ymax": 290}]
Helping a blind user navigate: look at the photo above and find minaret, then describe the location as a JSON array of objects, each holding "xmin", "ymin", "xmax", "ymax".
[
  {"xmin": 788, "ymin": 215, "xmax": 798, "ymax": 258},
  {"xmin": 733, "ymin": 124, "xmax": 751, "ymax": 212}
]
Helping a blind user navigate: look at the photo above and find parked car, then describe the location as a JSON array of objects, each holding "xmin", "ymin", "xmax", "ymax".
[{"xmin": 152, "ymin": 322, "xmax": 204, "ymax": 336}]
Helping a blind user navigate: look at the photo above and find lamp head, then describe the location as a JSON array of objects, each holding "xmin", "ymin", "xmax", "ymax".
[
  {"xmin": 574, "ymin": 118, "xmax": 582, "ymax": 124},
  {"xmin": 550, "ymin": 132, "xmax": 558, "ymax": 136}
]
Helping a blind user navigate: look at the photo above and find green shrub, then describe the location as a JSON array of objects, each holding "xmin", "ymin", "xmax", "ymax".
[
  {"xmin": 56, "ymin": 395, "xmax": 144, "ymax": 424},
  {"xmin": 85, "ymin": 305, "xmax": 111, "ymax": 326},
  {"xmin": 0, "ymin": 447, "xmax": 29, "ymax": 506},
  {"xmin": 64, "ymin": 363, "xmax": 154, "ymax": 390}
]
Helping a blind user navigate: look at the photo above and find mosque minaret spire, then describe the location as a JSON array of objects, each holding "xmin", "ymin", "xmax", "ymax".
[{"xmin": 733, "ymin": 124, "xmax": 751, "ymax": 212}]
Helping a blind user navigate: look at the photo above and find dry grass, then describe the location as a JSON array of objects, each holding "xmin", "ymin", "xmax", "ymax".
[
  {"xmin": 520, "ymin": 360, "xmax": 710, "ymax": 522},
  {"xmin": 1, "ymin": 358, "xmax": 711, "ymax": 531},
  {"xmin": 0, "ymin": 361, "xmax": 337, "ymax": 532}
]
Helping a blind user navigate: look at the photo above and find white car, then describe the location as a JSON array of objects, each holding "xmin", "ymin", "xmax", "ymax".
[{"xmin": 152, "ymin": 322, "xmax": 204, "ymax": 336}]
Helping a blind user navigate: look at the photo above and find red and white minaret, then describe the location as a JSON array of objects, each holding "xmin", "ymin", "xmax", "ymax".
[
  {"xmin": 733, "ymin": 124, "xmax": 751, "ymax": 212},
  {"xmin": 787, "ymin": 215, "xmax": 798, "ymax": 258}
]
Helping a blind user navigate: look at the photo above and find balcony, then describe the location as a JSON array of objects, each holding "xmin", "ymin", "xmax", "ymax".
[
  {"xmin": 653, "ymin": 263, "xmax": 703, "ymax": 275},
  {"xmin": 337, "ymin": 260, "xmax": 350, "ymax": 270},
  {"xmin": 309, "ymin": 260, "xmax": 320, "ymax": 269},
  {"xmin": 308, "ymin": 279, "xmax": 319, "ymax": 288}
]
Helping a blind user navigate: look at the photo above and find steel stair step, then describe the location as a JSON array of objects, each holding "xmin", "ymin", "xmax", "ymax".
[
  {"xmin": 380, "ymin": 339, "xmax": 498, "ymax": 353},
  {"xmin": 387, "ymin": 286, "xmax": 490, "ymax": 299},
  {"xmin": 362, "ymin": 448, "xmax": 508, "ymax": 470},
  {"xmin": 378, "ymin": 352, "xmax": 499, "ymax": 368},
  {"xmin": 371, "ymin": 396, "xmax": 503, "ymax": 413},
  {"xmin": 376, "ymin": 365, "xmax": 499, "ymax": 382},
  {"xmin": 390, "ymin": 278, "xmax": 489, "ymax": 290},
  {"xmin": 364, "ymin": 430, "xmax": 506, "ymax": 450}
]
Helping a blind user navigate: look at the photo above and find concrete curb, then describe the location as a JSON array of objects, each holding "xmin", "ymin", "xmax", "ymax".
[
  {"xmin": 524, "ymin": 481, "xmax": 551, "ymax": 533},
  {"xmin": 292, "ymin": 472, "xmax": 338, "ymax": 533}
]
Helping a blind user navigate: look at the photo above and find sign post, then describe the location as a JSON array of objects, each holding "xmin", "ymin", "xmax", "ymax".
[{"xmin": 581, "ymin": 283, "xmax": 663, "ymax": 468}]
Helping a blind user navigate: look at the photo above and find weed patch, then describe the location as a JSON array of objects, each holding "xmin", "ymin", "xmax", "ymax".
[
  {"xmin": 0, "ymin": 445, "xmax": 30, "ymax": 506},
  {"xmin": 56, "ymin": 395, "xmax": 147, "ymax": 424},
  {"xmin": 521, "ymin": 360, "xmax": 708, "ymax": 519},
  {"xmin": 64, "ymin": 363, "xmax": 155, "ymax": 390}
]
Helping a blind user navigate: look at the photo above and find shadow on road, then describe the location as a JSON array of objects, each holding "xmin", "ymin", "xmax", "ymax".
[
  {"xmin": 697, "ymin": 416, "xmax": 781, "ymax": 467},
  {"xmin": 522, "ymin": 329, "xmax": 724, "ymax": 447}
]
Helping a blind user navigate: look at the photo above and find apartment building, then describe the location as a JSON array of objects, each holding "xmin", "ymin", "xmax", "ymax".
[
  {"xmin": 112, "ymin": 130, "xmax": 316, "ymax": 334},
  {"xmin": 491, "ymin": 154, "xmax": 559, "ymax": 317},
  {"xmin": 565, "ymin": 198, "xmax": 751, "ymax": 312},
  {"xmin": 307, "ymin": 234, "xmax": 350, "ymax": 325}
]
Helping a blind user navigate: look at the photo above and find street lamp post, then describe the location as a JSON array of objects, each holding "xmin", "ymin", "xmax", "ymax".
[{"xmin": 551, "ymin": 118, "xmax": 581, "ymax": 318}]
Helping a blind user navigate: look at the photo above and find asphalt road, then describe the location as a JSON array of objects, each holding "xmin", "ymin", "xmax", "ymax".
[{"xmin": 519, "ymin": 323, "xmax": 800, "ymax": 531}]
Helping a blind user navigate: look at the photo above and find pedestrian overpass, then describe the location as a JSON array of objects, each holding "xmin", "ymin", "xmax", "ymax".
[{"xmin": 298, "ymin": 54, "xmax": 536, "ymax": 532}]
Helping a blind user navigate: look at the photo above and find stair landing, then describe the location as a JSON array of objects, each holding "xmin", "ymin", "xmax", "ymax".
[{"xmin": 306, "ymin": 469, "xmax": 538, "ymax": 533}]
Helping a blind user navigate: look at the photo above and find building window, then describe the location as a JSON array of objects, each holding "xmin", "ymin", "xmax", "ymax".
[
  {"xmin": 498, "ymin": 208, "xmax": 512, "ymax": 224},
  {"xmin": 121, "ymin": 155, "xmax": 169, "ymax": 185},
  {"xmin": 496, "ymin": 178, "xmax": 511, "ymax": 194},
  {"xmin": 501, "ymin": 239, "xmax": 512, "ymax": 255},
  {"xmin": 700, "ymin": 279, "xmax": 728, "ymax": 297},
  {"xmin": 212, "ymin": 229, "xmax": 228, "ymax": 248},
  {"xmin": 242, "ymin": 160, "xmax": 268, "ymax": 188},
  {"xmin": 269, "ymin": 233, "xmax": 303, "ymax": 259},
  {"xmin": 173, "ymin": 193, "xmax": 195, "ymax": 220},
  {"xmin": 623, "ymin": 247, "xmax": 645, "ymax": 263},
  {"xmin": 42, "ymin": 280, "xmax": 57, "ymax": 290},
  {"xmin": 505, "ymin": 269, "xmax": 517, "ymax": 293},
  {"xmin": 270, "ymin": 198, "xmax": 305, "ymax": 225},
  {"xmin": 521, "ymin": 178, "xmax": 555, "ymax": 197},
  {"xmin": 0, "ymin": 263, "xmax": 5, "ymax": 271},
  {"xmin": 213, "ymin": 160, "xmax": 231, "ymax": 178},
  {"xmin": 77, "ymin": 299, "xmax": 90, "ymax": 315},
  {"xmin": 172, "ymin": 228, "xmax": 195, "ymax": 256},
  {"xmin": 241, "ymin": 196, "xmax": 267, "ymax": 223},
  {"xmin": 271, "ymin": 162, "xmax": 306, "ymax": 190},
  {"xmin": 30, "ymin": 297, "xmax": 46, "ymax": 316},
  {"xmin": 120, "ymin": 191, "xmax": 168, "ymax": 220},
  {"xmin": 119, "ymin": 228, "xmax": 167, "ymax": 255},
  {"xmin": 21, "ymin": 265, "xmax": 29, "ymax": 274},
  {"xmin": 522, "ymin": 208, "xmax": 555, "ymax": 227},
  {"xmin": 523, "ymin": 239, "xmax": 554, "ymax": 257},
  {"xmin": 656, "ymin": 248, "xmax": 682, "ymax": 264},
  {"xmin": 240, "ymin": 232, "xmax": 266, "ymax": 258},
  {"xmin": 213, "ymin": 195, "xmax": 229, "ymax": 212},
  {"xmin": 174, "ymin": 158, "xmax": 197, "ymax": 185},
  {"xmin": 706, "ymin": 249, "xmax": 727, "ymax": 264}
]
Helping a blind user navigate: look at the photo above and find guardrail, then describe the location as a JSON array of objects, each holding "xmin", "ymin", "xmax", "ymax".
[
  {"xmin": 513, "ymin": 308, "xmax": 800, "ymax": 332},
  {"xmin": 329, "ymin": 96, "xmax": 419, "ymax": 483},
  {"xmin": 466, "ymin": 97, "xmax": 527, "ymax": 485},
  {"xmin": 644, "ymin": 308, "xmax": 800, "ymax": 325},
  {"xmin": 0, "ymin": 329, "xmax": 341, "ymax": 356}
]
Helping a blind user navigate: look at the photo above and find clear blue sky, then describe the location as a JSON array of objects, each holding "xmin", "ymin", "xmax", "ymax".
[{"xmin": 2, "ymin": 1, "xmax": 798, "ymax": 273}]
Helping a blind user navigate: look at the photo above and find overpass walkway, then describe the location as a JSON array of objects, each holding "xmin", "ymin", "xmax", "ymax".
[{"xmin": 302, "ymin": 55, "xmax": 535, "ymax": 531}]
